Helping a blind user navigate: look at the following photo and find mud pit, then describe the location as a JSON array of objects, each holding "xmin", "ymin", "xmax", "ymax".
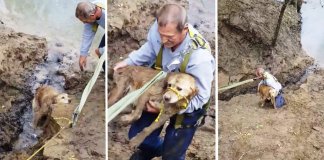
[
  {"xmin": 0, "ymin": 21, "xmax": 105, "ymax": 159},
  {"xmin": 108, "ymin": 0, "xmax": 215, "ymax": 159}
]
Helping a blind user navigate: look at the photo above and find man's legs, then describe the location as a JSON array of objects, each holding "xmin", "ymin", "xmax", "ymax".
[
  {"xmin": 129, "ymin": 111, "xmax": 164, "ymax": 160},
  {"xmin": 162, "ymin": 109, "xmax": 205, "ymax": 160},
  {"xmin": 98, "ymin": 34, "xmax": 105, "ymax": 71}
]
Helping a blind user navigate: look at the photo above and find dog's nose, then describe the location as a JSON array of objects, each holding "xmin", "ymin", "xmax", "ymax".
[{"xmin": 163, "ymin": 95, "xmax": 171, "ymax": 102}]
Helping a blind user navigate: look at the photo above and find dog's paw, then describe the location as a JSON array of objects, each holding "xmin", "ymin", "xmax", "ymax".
[
  {"xmin": 129, "ymin": 138, "xmax": 140, "ymax": 150},
  {"xmin": 120, "ymin": 115, "xmax": 133, "ymax": 125}
]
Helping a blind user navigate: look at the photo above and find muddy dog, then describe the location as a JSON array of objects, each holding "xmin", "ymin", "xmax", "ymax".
[
  {"xmin": 108, "ymin": 66, "xmax": 166, "ymax": 124},
  {"xmin": 32, "ymin": 85, "xmax": 71, "ymax": 129},
  {"xmin": 128, "ymin": 72, "xmax": 198, "ymax": 147},
  {"xmin": 258, "ymin": 84, "xmax": 276, "ymax": 109}
]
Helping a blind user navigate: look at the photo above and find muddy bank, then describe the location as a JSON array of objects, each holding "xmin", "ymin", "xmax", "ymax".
[
  {"xmin": 0, "ymin": 23, "xmax": 47, "ymax": 90},
  {"xmin": 219, "ymin": 70, "xmax": 324, "ymax": 159},
  {"xmin": 0, "ymin": 22, "xmax": 105, "ymax": 159},
  {"xmin": 108, "ymin": 0, "xmax": 215, "ymax": 159},
  {"xmin": 218, "ymin": 0, "xmax": 313, "ymax": 100}
]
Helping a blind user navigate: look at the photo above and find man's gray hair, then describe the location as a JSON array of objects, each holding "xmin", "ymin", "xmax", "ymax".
[
  {"xmin": 156, "ymin": 4, "xmax": 187, "ymax": 32},
  {"xmin": 75, "ymin": 1, "xmax": 96, "ymax": 19}
]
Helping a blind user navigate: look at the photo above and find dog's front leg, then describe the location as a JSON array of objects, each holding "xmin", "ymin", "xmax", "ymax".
[
  {"xmin": 129, "ymin": 112, "xmax": 171, "ymax": 149},
  {"xmin": 120, "ymin": 95, "xmax": 149, "ymax": 125},
  {"xmin": 272, "ymin": 97, "xmax": 277, "ymax": 109}
]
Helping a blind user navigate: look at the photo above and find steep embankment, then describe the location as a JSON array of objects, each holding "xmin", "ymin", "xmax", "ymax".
[{"xmin": 218, "ymin": 0, "xmax": 324, "ymax": 159}]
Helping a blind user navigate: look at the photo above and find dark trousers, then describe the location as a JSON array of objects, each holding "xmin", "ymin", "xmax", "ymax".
[
  {"xmin": 128, "ymin": 109, "xmax": 205, "ymax": 160},
  {"xmin": 99, "ymin": 34, "xmax": 105, "ymax": 71}
]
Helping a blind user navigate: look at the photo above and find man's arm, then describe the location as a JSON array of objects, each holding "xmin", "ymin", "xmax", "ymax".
[
  {"xmin": 180, "ymin": 51, "xmax": 215, "ymax": 113},
  {"xmin": 80, "ymin": 23, "xmax": 96, "ymax": 56}
]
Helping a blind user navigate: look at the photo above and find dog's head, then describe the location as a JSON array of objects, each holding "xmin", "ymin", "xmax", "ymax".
[
  {"xmin": 163, "ymin": 73, "xmax": 198, "ymax": 105},
  {"xmin": 54, "ymin": 93, "xmax": 72, "ymax": 104},
  {"xmin": 269, "ymin": 89, "xmax": 276, "ymax": 98}
]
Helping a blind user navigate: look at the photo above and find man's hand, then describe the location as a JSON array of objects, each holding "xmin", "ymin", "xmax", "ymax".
[
  {"xmin": 79, "ymin": 55, "xmax": 87, "ymax": 71},
  {"xmin": 145, "ymin": 100, "xmax": 160, "ymax": 113},
  {"xmin": 113, "ymin": 61, "xmax": 128, "ymax": 71}
]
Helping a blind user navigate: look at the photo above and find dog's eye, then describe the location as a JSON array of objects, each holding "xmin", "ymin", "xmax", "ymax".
[
  {"xmin": 168, "ymin": 83, "xmax": 171, "ymax": 87},
  {"xmin": 176, "ymin": 87, "xmax": 182, "ymax": 91},
  {"xmin": 61, "ymin": 97, "xmax": 65, "ymax": 99}
]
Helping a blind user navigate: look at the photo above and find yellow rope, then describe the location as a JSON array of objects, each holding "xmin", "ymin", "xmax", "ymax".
[
  {"xmin": 26, "ymin": 117, "xmax": 72, "ymax": 160},
  {"xmin": 154, "ymin": 104, "xmax": 164, "ymax": 122}
]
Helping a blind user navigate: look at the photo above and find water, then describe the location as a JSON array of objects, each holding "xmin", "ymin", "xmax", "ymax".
[
  {"xmin": 0, "ymin": 0, "xmax": 104, "ymax": 50},
  {"xmin": 301, "ymin": 0, "xmax": 324, "ymax": 67}
]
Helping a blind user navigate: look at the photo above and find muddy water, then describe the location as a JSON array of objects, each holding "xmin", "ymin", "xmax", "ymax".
[{"xmin": 301, "ymin": 0, "xmax": 324, "ymax": 67}]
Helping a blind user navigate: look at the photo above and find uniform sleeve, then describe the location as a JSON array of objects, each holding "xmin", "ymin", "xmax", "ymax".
[
  {"xmin": 179, "ymin": 52, "xmax": 216, "ymax": 113},
  {"xmin": 125, "ymin": 21, "xmax": 158, "ymax": 66},
  {"xmin": 80, "ymin": 23, "xmax": 96, "ymax": 56}
]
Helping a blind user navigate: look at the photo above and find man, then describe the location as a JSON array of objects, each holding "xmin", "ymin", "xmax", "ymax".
[
  {"xmin": 255, "ymin": 67, "xmax": 285, "ymax": 108},
  {"xmin": 114, "ymin": 4, "xmax": 215, "ymax": 160},
  {"xmin": 75, "ymin": 0, "xmax": 105, "ymax": 71}
]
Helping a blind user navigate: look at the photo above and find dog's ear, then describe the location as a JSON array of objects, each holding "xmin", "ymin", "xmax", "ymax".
[
  {"xmin": 163, "ymin": 79, "xmax": 168, "ymax": 90},
  {"xmin": 188, "ymin": 87, "xmax": 199, "ymax": 100}
]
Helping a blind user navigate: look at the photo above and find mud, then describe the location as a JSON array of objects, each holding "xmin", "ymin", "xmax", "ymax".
[
  {"xmin": 0, "ymin": 21, "xmax": 105, "ymax": 159},
  {"xmin": 219, "ymin": 70, "xmax": 324, "ymax": 159},
  {"xmin": 108, "ymin": 0, "xmax": 215, "ymax": 159}
]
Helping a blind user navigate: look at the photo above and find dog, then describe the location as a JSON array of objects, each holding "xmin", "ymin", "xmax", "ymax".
[
  {"xmin": 108, "ymin": 66, "xmax": 166, "ymax": 124},
  {"xmin": 127, "ymin": 72, "xmax": 198, "ymax": 148},
  {"xmin": 32, "ymin": 85, "xmax": 71, "ymax": 129},
  {"xmin": 258, "ymin": 84, "xmax": 276, "ymax": 109}
]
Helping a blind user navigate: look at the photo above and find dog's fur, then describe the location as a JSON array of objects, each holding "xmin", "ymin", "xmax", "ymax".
[
  {"xmin": 258, "ymin": 84, "xmax": 276, "ymax": 109},
  {"xmin": 108, "ymin": 66, "xmax": 166, "ymax": 124},
  {"xmin": 129, "ymin": 72, "xmax": 198, "ymax": 147},
  {"xmin": 32, "ymin": 85, "xmax": 71, "ymax": 129}
]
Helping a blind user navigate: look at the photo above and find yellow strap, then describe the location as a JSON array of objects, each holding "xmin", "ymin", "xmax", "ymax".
[
  {"xmin": 91, "ymin": 2, "xmax": 105, "ymax": 32},
  {"xmin": 154, "ymin": 45, "xmax": 163, "ymax": 70},
  {"xmin": 92, "ymin": 24, "xmax": 99, "ymax": 32},
  {"xmin": 175, "ymin": 114, "xmax": 184, "ymax": 129},
  {"xmin": 154, "ymin": 103, "xmax": 164, "ymax": 122},
  {"xmin": 155, "ymin": 27, "xmax": 210, "ymax": 73},
  {"xmin": 26, "ymin": 117, "xmax": 72, "ymax": 160},
  {"xmin": 166, "ymin": 87, "xmax": 189, "ymax": 109}
]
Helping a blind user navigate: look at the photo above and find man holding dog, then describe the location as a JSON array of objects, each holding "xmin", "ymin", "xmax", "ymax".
[
  {"xmin": 75, "ymin": 0, "xmax": 105, "ymax": 71},
  {"xmin": 114, "ymin": 3, "xmax": 215, "ymax": 160},
  {"xmin": 255, "ymin": 67, "xmax": 285, "ymax": 108}
]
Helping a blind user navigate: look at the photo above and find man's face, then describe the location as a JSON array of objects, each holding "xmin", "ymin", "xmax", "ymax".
[
  {"xmin": 78, "ymin": 14, "xmax": 96, "ymax": 24},
  {"xmin": 158, "ymin": 23, "xmax": 187, "ymax": 49}
]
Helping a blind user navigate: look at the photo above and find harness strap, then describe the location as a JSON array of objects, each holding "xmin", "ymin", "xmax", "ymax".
[
  {"xmin": 91, "ymin": 2, "xmax": 106, "ymax": 32},
  {"xmin": 153, "ymin": 26, "xmax": 211, "ymax": 129}
]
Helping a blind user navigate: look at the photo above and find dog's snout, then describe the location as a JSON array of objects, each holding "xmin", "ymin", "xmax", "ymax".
[{"xmin": 163, "ymin": 95, "xmax": 171, "ymax": 102}]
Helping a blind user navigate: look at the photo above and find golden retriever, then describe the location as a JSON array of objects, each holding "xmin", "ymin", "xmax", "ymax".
[
  {"xmin": 126, "ymin": 72, "xmax": 198, "ymax": 148},
  {"xmin": 32, "ymin": 85, "xmax": 71, "ymax": 129},
  {"xmin": 258, "ymin": 84, "xmax": 276, "ymax": 109}
]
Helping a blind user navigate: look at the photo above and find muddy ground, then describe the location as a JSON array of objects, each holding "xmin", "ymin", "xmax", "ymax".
[
  {"xmin": 218, "ymin": 0, "xmax": 324, "ymax": 159},
  {"xmin": 108, "ymin": 0, "xmax": 215, "ymax": 159},
  {"xmin": 219, "ymin": 70, "xmax": 324, "ymax": 159},
  {"xmin": 0, "ymin": 21, "xmax": 105, "ymax": 159}
]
